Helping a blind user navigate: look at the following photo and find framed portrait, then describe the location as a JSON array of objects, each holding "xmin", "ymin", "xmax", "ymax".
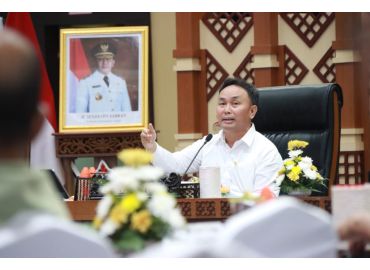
[{"xmin": 59, "ymin": 26, "xmax": 149, "ymax": 133}]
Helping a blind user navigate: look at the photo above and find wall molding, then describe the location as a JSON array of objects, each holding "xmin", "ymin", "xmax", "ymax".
[
  {"xmin": 250, "ymin": 54, "xmax": 279, "ymax": 69},
  {"xmin": 173, "ymin": 58, "xmax": 202, "ymax": 71},
  {"xmin": 340, "ymin": 128, "xmax": 364, "ymax": 151},
  {"xmin": 332, "ymin": 49, "xmax": 360, "ymax": 64},
  {"xmin": 174, "ymin": 133, "xmax": 203, "ymax": 151}
]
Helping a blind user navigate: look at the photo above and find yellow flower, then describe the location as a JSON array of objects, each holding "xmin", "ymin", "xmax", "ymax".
[
  {"xmin": 311, "ymin": 165, "xmax": 318, "ymax": 171},
  {"xmin": 220, "ymin": 185, "xmax": 230, "ymax": 194},
  {"xmin": 120, "ymin": 193, "xmax": 141, "ymax": 214},
  {"xmin": 291, "ymin": 166, "xmax": 302, "ymax": 175},
  {"xmin": 288, "ymin": 140, "xmax": 309, "ymax": 151},
  {"xmin": 117, "ymin": 148, "xmax": 153, "ymax": 167},
  {"xmin": 109, "ymin": 205, "xmax": 128, "ymax": 224},
  {"xmin": 316, "ymin": 172, "xmax": 323, "ymax": 180},
  {"xmin": 278, "ymin": 167, "xmax": 286, "ymax": 175},
  {"xmin": 131, "ymin": 210, "xmax": 152, "ymax": 233},
  {"xmin": 287, "ymin": 166, "xmax": 301, "ymax": 182},
  {"xmin": 284, "ymin": 160, "xmax": 295, "ymax": 167},
  {"xmin": 93, "ymin": 217, "xmax": 103, "ymax": 229}
]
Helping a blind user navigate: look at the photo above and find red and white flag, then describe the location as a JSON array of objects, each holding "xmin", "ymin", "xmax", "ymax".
[
  {"xmin": 69, "ymin": 38, "xmax": 91, "ymax": 112},
  {"xmin": 5, "ymin": 13, "xmax": 64, "ymax": 183}
]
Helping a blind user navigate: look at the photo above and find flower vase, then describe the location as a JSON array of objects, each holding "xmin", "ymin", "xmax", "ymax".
[{"xmin": 288, "ymin": 188, "xmax": 312, "ymax": 196}]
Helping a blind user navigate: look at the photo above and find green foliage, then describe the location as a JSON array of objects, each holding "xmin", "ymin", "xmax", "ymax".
[{"xmin": 114, "ymin": 230, "xmax": 145, "ymax": 252}]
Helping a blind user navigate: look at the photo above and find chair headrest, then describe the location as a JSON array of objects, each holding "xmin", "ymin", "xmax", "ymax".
[{"xmin": 254, "ymin": 83, "xmax": 343, "ymax": 133}]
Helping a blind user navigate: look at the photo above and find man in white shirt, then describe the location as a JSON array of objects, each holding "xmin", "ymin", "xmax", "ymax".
[
  {"xmin": 76, "ymin": 42, "xmax": 132, "ymax": 113},
  {"xmin": 141, "ymin": 78, "xmax": 283, "ymax": 197}
]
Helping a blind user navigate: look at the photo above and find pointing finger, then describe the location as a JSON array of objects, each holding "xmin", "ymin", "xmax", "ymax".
[{"xmin": 148, "ymin": 123, "xmax": 156, "ymax": 134}]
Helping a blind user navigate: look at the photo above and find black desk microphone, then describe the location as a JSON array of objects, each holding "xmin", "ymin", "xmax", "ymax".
[
  {"xmin": 160, "ymin": 134, "xmax": 213, "ymax": 192},
  {"xmin": 183, "ymin": 134, "xmax": 213, "ymax": 176}
]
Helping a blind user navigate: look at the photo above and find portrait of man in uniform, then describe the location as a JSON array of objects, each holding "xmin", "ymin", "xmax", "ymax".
[
  {"xmin": 59, "ymin": 26, "xmax": 148, "ymax": 133},
  {"xmin": 76, "ymin": 42, "xmax": 132, "ymax": 113}
]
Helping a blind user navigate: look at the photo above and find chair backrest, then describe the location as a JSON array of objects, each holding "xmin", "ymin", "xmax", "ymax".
[
  {"xmin": 0, "ymin": 212, "xmax": 116, "ymax": 258},
  {"xmin": 254, "ymin": 83, "xmax": 343, "ymax": 196}
]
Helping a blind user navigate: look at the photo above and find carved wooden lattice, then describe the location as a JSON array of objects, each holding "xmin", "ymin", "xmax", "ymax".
[
  {"xmin": 202, "ymin": 12, "xmax": 253, "ymax": 52},
  {"xmin": 195, "ymin": 200, "xmax": 216, "ymax": 217},
  {"xmin": 284, "ymin": 46, "xmax": 309, "ymax": 85},
  {"xmin": 337, "ymin": 151, "xmax": 365, "ymax": 185},
  {"xmin": 67, "ymin": 198, "xmax": 331, "ymax": 221},
  {"xmin": 233, "ymin": 52, "xmax": 255, "ymax": 84},
  {"xmin": 205, "ymin": 50, "xmax": 229, "ymax": 101},
  {"xmin": 313, "ymin": 47, "xmax": 336, "ymax": 83},
  {"xmin": 55, "ymin": 133, "xmax": 142, "ymax": 157},
  {"xmin": 280, "ymin": 12, "xmax": 335, "ymax": 48},
  {"xmin": 179, "ymin": 201, "xmax": 192, "ymax": 217},
  {"xmin": 220, "ymin": 200, "xmax": 231, "ymax": 217}
]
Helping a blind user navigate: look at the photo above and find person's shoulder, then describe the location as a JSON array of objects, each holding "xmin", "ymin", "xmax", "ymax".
[
  {"xmin": 110, "ymin": 72, "xmax": 125, "ymax": 82},
  {"xmin": 200, "ymin": 131, "xmax": 221, "ymax": 148},
  {"xmin": 80, "ymin": 71, "xmax": 98, "ymax": 82},
  {"xmin": 254, "ymin": 130, "xmax": 278, "ymax": 149},
  {"xmin": 0, "ymin": 163, "xmax": 48, "ymax": 186}
]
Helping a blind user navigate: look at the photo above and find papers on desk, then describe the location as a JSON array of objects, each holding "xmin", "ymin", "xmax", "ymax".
[
  {"xmin": 332, "ymin": 184, "xmax": 370, "ymax": 226},
  {"xmin": 216, "ymin": 197, "xmax": 337, "ymax": 257},
  {"xmin": 135, "ymin": 197, "xmax": 337, "ymax": 257}
]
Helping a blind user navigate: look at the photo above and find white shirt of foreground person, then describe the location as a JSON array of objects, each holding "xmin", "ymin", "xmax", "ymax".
[
  {"xmin": 152, "ymin": 123, "xmax": 283, "ymax": 197},
  {"xmin": 76, "ymin": 70, "xmax": 132, "ymax": 113}
]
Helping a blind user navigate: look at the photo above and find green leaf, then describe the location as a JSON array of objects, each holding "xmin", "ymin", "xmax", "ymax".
[
  {"xmin": 114, "ymin": 230, "xmax": 145, "ymax": 252},
  {"xmin": 147, "ymin": 217, "xmax": 170, "ymax": 240}
]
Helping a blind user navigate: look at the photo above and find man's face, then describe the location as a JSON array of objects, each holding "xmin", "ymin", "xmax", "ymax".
[
  {"xmin": 97, "ymin": 56, "xmax": 115, "ymax": 75},
  {"xmin": 216, "ymin": 85, "xmax": 257, "ymax": 134}
]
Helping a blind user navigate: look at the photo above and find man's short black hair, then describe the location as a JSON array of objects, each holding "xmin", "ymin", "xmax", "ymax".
[
  {"xmin": 0, "ymin": 30, "xmax": 41, "ymax": 144},
  {"xmin": 219, "ymin": 77, "xmax": 259, "ymax": 106}
]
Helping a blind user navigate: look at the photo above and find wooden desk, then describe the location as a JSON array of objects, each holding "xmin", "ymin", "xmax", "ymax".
[{"xmin": 66, "ymin": 196, "xmax": 331, "ymax": 221}]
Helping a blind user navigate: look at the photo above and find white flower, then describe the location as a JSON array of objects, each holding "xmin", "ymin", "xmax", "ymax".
[
  {"xmin": 283, "ymin": 158, "xmax": 294, "ymax": 170},
  {"xmin": 166, "ymin": 209, "xmax": 186, "ymax": 228},
  {"xmin": 288, "ymin": 149, "xmax": 303, "ymax": 158},
  {"xmin": 275, "ymin": 174, "xmax": 285, "ymax": 186},
  {"xmin": 298, "ymin": 156, "xmax": 313, "ymax": 170},
  {"xmin": 99, "ymin": 219, "xmax": 119, "ymax": 237},
  {"xmin": 147, "ymin": 193, "xmax": 176, "ymax": 220},
  {"xmin": 144, "ymin": 182, "xmax": 167, "ymax": 194},
  {"xmin": 303, "ymin": 168, "xmax": 318, "ymax": 180},
  {"xmin": 107, "ymin": 167, "xmax": 139, "ymax": 191},
  {"xmin": 96, "ymin": 195, "xmax": 113, "ymax": 219},
  {"xmin": 137, "ymin": 191, "xmax": 149, "ymax": 201},
  {"xmin": 134, "ymin": 166, "xmax": 164, "ymax": 181}
]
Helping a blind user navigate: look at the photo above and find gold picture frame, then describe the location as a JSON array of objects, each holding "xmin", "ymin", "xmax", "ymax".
[{"xmin": 59, "ymin": 26, "xmax": 149, "ymax": 133}]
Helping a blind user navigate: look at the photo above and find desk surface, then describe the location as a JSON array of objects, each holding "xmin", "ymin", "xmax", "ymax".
[{"xmin": 66, "ymin": 196, "xmax": 331, "ymax": 221}]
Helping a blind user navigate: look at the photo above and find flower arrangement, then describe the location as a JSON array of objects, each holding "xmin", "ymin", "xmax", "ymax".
[
  {"xmin": 274, "ymin": 140, "xmax": 326, "ymax": 195},
  {"xmin": 93, "ymin": 148, "xmax": 186, "ymax": 253}
]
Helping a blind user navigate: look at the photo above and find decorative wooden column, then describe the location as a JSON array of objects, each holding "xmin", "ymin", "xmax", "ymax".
[
  {"xmin": 173, "ymin": 13, "xmax": 208, "ymax": 149},
  {"xmin": 250, "ymin": 13, "xmax": 283, "ymax": 87},
  {"xmin": 332, "ymin": 13, "xmax": 368, "ymax": 183},
  {"xmin": 358, "ymin": 13, "xmax": 370, "ymax": 182}
]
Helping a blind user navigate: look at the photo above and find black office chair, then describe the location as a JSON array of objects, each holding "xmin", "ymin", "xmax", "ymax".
[{"xmin": 254, "ymin": 83, "xmax": 343, "ymax": 197}]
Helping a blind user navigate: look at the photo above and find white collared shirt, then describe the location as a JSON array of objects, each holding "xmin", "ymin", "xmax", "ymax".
[{"xmin": 153, "ymin": 124, "xmax": 283, "ymax": 197}]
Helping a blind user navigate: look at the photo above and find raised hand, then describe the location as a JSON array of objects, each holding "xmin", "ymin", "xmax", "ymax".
[{"xmin": 140, "ymin": 123, "xmax": 157, "ymax": 153}]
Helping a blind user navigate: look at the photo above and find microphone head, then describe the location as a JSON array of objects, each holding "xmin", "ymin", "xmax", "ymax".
[{"xmin": 205, "ymin": 134, "xmax": 213, "ymax": 142}]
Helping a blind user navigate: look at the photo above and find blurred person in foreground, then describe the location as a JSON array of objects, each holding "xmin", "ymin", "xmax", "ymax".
[
  {"xmin": 141, "ymin": 77, "xmax": 283, "ymax": 197},
  {"xmin": 0, "ymin": 29, "xmax": 70, "ymax": 224}
]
